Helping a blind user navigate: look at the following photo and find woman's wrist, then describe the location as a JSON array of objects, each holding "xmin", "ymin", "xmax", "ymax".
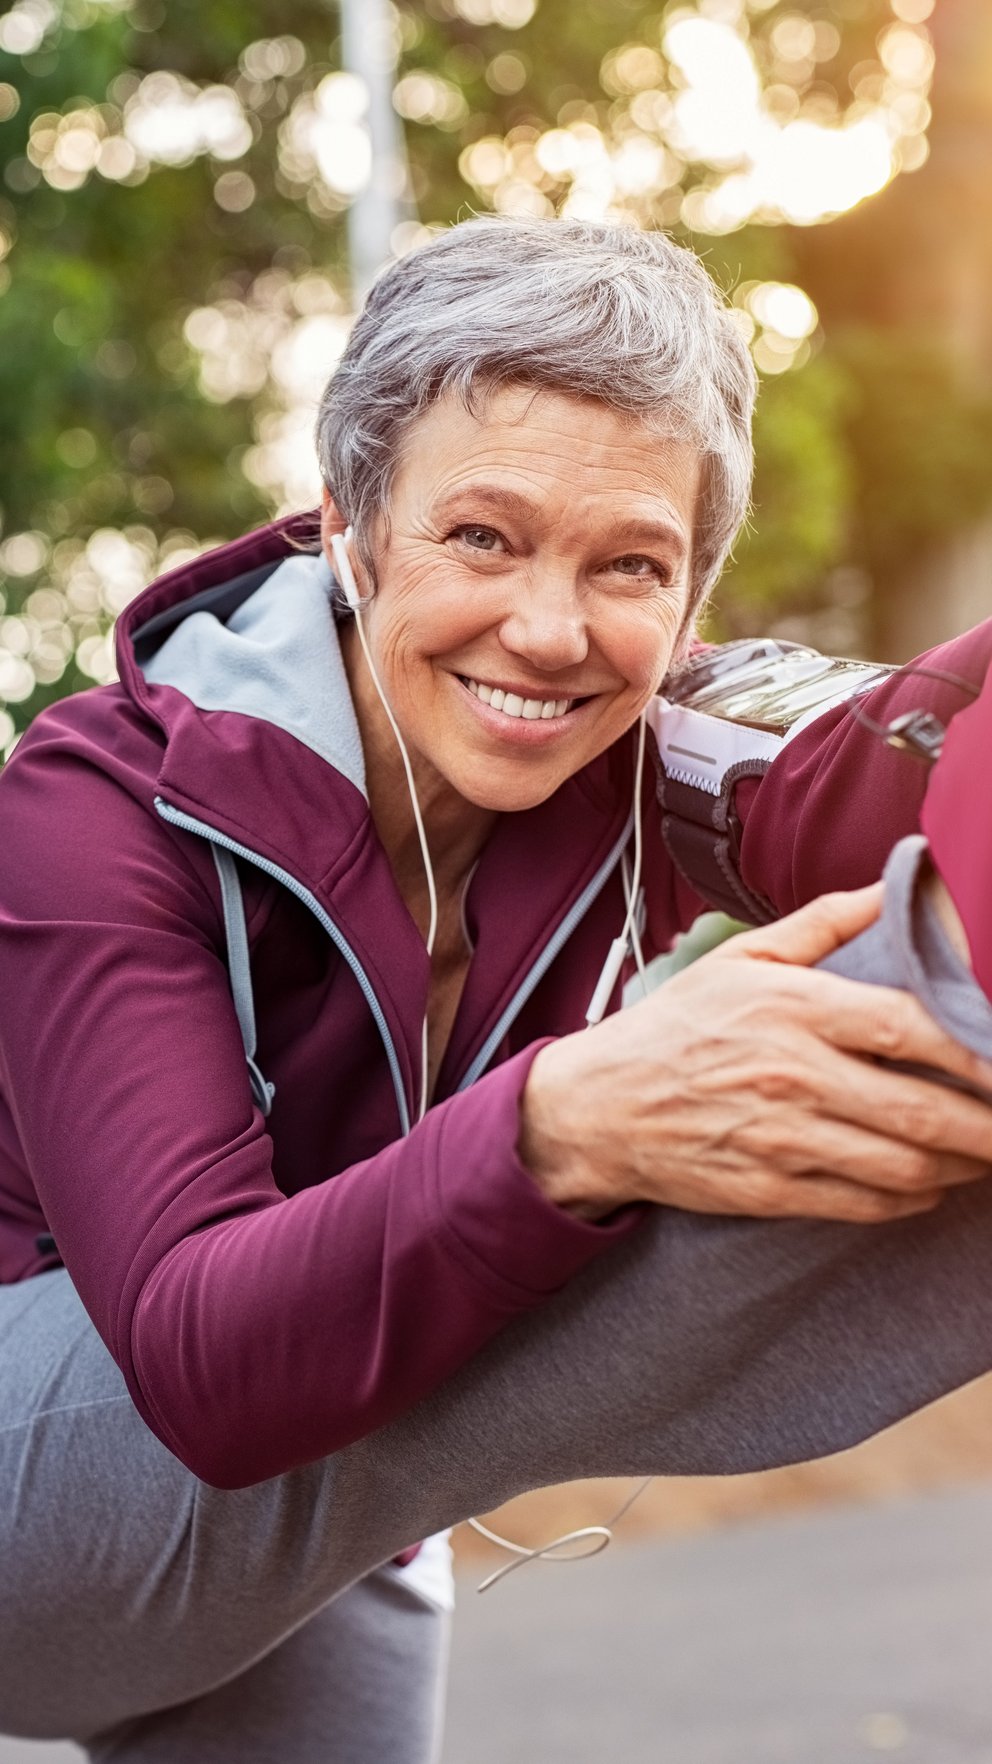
[
  {"xmin": 518, "ymin": 1041, "xmax": 623, "ymax": 1221},
  {"xmin": 921, "ymin": 860, "xmax": 972, "ymax": 968}
]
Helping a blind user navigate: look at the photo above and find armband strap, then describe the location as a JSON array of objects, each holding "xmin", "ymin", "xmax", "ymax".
[
  {"xmin": 646, "ymin": 699, "xmax": 780, "ymax": 924},
  {"xmin": 648, "ymin": 640, "xmax": 894, "ymax": 925}
]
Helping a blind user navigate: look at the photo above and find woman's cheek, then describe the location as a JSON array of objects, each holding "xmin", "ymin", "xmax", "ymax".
[{"xmin": 606, "ymin": 601, "xmax": 681, "ymax": 696}]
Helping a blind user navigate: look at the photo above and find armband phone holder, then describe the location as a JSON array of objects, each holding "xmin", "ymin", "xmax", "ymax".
[{"xmin": 647, "ymin": 639, "xmax": 894, "ymax": 924}]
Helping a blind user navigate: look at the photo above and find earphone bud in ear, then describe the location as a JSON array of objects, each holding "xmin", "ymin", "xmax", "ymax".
[{"xmin": 330, "ymin": 526, "xmax": 363, "ymax": 613}]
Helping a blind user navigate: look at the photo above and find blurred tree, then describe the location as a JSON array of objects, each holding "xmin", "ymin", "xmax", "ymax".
[
  {"xmin": 705, "ymin": 351, "xmax": 854, "ymax": 641},
  {"xmin": 790, "ymin": 0, "xmax": 992, "ymax": 658},
  {"xmin": 0, "ymin": 0, "xmax": 980, "ymax": 749}
]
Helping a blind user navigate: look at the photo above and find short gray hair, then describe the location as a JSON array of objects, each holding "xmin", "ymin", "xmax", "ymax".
[{"xmin": 316, "ymin": 216, "xmax": 756, "ymax": 613}]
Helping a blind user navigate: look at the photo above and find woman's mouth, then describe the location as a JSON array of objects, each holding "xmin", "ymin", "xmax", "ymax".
[{"xmin": 459, "ymin": 676, "xmax": 585, "ymax": 721}]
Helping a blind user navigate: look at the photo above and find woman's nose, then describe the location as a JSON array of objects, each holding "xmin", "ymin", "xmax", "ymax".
[{"xmin": 497, "ymin": 574, "xmax": 590, "ymax": 673}]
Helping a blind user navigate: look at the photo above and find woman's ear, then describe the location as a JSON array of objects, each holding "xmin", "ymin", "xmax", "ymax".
[{"xmin": 320, "ymin": 488, "xmax": 348, "ymax": 566}]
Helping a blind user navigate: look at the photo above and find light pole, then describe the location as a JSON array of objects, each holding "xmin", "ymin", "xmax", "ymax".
[{"xmin": 338, "ymin": 0, "xmax": 414, "ymax": 301}]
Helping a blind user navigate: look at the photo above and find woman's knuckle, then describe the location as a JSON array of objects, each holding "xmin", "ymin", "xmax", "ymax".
[
  {"xmin": 735, "ymin": 1172, "xmax": 781, "ymax": 1214},
  {"xmin": 894, "ymin": 1147, "xmax": 937, "ymax": 1191},
  {"xmin": 899, "ymin": 1094, "xmax": 940, "ymax": 1148},
  {"xmin": 752, "ymin": 1062, "xmax": 806, "ymax": 1106},
  {"xmin": 869, "ymin": 1002, "xmax": 906, "ymax": 1057},
  {"xmin": 755, "ymin": 1121, "xmax": 799, "ymax": 1166}
]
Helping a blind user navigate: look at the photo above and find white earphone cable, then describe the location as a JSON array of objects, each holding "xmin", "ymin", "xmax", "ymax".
[
  {"xmin": 468, "ymin": 709, "xmax": 654, "ymax": 1589},
  {"xmin": 622, "ymin": 850, "xmax": 649, "ymax": 993},
  {"xmin": 333, "ymin": 524, "xmax": 654, "ymax": 1586},
  {"xmin": 468, "ymin": 1476, "xmax": 656, "ymax": 1594},
  {"xmin": 622, "ymin": 711, "xmax": 649, "ymax": 990},
  {"xmin": 330, "ymin": 529, "xmax": 437, "ymax": 1123}
]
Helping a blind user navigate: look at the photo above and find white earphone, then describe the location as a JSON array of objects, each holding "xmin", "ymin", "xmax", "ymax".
[{"xmin": 329, "ymin": 527, "xmax": 364, "ymax": 614}]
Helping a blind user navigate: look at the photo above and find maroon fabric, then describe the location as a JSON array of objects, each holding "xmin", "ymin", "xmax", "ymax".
[
  {"xmin": 1, "ymin": 514, "xmax": 989, "ymax": 1489},
  {"xmin": 737, "ymin": 620, "xmax": 992, "ymax": 914},
  {"xmin": 921, "ymin": 661, "xmax": 992, "ymax": 998}
]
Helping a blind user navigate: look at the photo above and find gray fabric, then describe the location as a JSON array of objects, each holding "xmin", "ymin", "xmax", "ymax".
[
  {"xmin": 0, "ymin": 1271, "xmax": 450, "ymax": 1754},
  {"xmin": 141, "ymin": 552, "xmax": 367, "ymax": 798},
  {"xmin": 4, "ymin": 833, "xmax": 992, "ymax": 1752},
  {"xmin": 819, "ymin": 832, "xmax": 992, "ymax": 1058},
  {"xmin": 210, "ymin": 844, "xmax": 275, "ymax": 1116},
  {"xmin": 86, "ymin": 1570, "xmax": 450, "ymax": 1764}
]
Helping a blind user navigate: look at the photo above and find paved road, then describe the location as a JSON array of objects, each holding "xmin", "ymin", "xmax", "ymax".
[{"xmin": 4, "ymin": 1484, "xmax": 992, "ymax": 1763}]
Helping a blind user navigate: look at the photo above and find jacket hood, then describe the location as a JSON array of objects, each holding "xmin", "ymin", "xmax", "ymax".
[
  {"xmin": 113, "ymin": 514, "xmax": 384, "ymax": 892},
  {"xmin": 139, "ymin": 543, "xmax": 365, "ymax": 800}
]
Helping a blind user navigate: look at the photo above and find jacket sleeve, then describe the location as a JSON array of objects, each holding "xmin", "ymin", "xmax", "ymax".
[
  {"xmin": 735, "ymin": 618, "xmax": 992, "ymax": 916},
  {"xmin": 0, "ymin": 712, "xmax": 637, "ymax": 1489},
  {"xmin": 920, "ymin": 661, "xmax": 992, "ymax": 1002}
]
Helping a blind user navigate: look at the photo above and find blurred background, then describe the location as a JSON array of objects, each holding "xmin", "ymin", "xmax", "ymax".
[
  {"xmin": 2, "ymin": 0, "xmax": 992, "ymax": 771},
  {"xmin": 2, "ymin": 5, "xmax": 992, "ymax": 1757}
]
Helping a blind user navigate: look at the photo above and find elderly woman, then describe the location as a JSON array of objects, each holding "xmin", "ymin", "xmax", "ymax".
[{"xmin": 3, "ymin": 216, "xmax": 992, "ymax": 1762}]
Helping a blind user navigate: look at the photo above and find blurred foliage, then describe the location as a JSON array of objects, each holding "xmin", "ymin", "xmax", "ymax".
[
  {"xmin": 0, "ymin": 0, "xmax": 990, "ymax": 747},
  {"xmin": 835, "ymin": 327, "xmax": 992, "ymax": 572},
  {"xmin": 710, "ymin": 352, "xmax": 853, "ymax": 636}
]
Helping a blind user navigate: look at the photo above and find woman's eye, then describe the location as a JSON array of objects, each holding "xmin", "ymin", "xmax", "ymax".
[
  {"xmin": 610, "ymin": 554, "xmax": 671, "ymax": 583},
  {"xmin": 451, "ymin": 525, "xmax": 504, "ymax": 553}
]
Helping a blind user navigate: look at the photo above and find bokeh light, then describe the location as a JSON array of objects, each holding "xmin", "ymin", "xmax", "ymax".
[
  {"xmin": 0, "ymin": 0, "xmax": 949, "ymax": 747},
  {"xmin": 457, "ymin": 3, "xmax": 935, "ymax": 234},
  {"xmin": 279, "ymin": 74, "xmax": 373, "ymax": 200}
]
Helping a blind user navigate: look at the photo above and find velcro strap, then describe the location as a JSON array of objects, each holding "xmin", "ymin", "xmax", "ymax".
[{"xmin": 654, "ymin": 754, "xmax": 777, "ymax": 925}]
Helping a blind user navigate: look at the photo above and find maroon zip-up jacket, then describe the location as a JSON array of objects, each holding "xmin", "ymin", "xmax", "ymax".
[{"xmin": 0, "ymin": 515, "xmax": 987, "ymax": 1489}]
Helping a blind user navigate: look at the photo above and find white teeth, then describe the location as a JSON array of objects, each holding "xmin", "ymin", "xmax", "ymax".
[{"xmin": 463, "ymin": 678, "xmax": 574, "ymax": 721}]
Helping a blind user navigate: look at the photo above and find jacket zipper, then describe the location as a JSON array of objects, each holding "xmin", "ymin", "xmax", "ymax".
[
  {"xmin": 455, "ymin": 809, "xmax": 634, "ymax": 1092},
  {"xmin": 154, "ymin": 797, "xmax": 413, "ymax": 1136},
  {"xmin": 156, "ymin": 796, "xmax": 634, "ymax": 1125}
]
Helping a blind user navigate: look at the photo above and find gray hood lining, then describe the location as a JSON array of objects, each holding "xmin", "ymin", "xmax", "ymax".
[{"xmin": 138, "ymin": 551, "xmax": 366, "ymax": 799}]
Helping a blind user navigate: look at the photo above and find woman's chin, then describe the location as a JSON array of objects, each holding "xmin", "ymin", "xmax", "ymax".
[{"xmin": 447, "ymin": 759, "xmax": 565, "ymax": 816}]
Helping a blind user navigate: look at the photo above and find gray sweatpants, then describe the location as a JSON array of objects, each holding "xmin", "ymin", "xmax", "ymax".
[{"xmin": 3, "ymin": 835, "xmax": 992, "ymax": 1760}]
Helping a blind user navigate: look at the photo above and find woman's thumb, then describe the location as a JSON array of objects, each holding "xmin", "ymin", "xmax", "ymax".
[{"xmin": 732, "ymin": 882, "xmax": 885, "ymax": 968}]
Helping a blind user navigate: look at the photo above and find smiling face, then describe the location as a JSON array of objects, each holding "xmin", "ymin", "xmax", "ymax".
[{"xmin": 323, "ymin": 384, "xmax": 700, "ymax": 817}]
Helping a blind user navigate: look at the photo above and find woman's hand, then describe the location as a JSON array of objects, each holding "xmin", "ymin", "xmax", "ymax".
[{"xmin": 520, "ymin": 883, "xmax": 992, "ymax": 1224}]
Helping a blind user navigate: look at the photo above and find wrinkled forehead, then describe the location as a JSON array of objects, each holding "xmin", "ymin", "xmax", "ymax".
[{"xmin": 388, "ymin": 382, "xmax": 702, "ymax": 530}]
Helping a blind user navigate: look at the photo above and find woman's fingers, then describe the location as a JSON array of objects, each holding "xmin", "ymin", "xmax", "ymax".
[
  {"xmin": 717, "ymin": 884, "xmax": 885, "ymax": 969},
  {"xmin": 814, "ymin": 1050, "xmax": 992, "ymax": 1170},
  {"xmin": 720, "ymin": 881, "xmax": 990, "ymax": 1088},
  {"xmin": 734, "ymin": 1030, "xmax": 992, "ymax": 1177},
  {"xmin": 634, "ymin": 1157, "xmax": 945, "ymax": 1222},
  {"xmin": 792, "ymin": 970, "xmax": 992, "ymax": 1096},
  {"xmin": 759, "ymin": 1174, "xmax": 941, "ymax": 1225},
  {"xmin": 758, "ymin": 1105, "xmax": 986, "ymax": 1195}
]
